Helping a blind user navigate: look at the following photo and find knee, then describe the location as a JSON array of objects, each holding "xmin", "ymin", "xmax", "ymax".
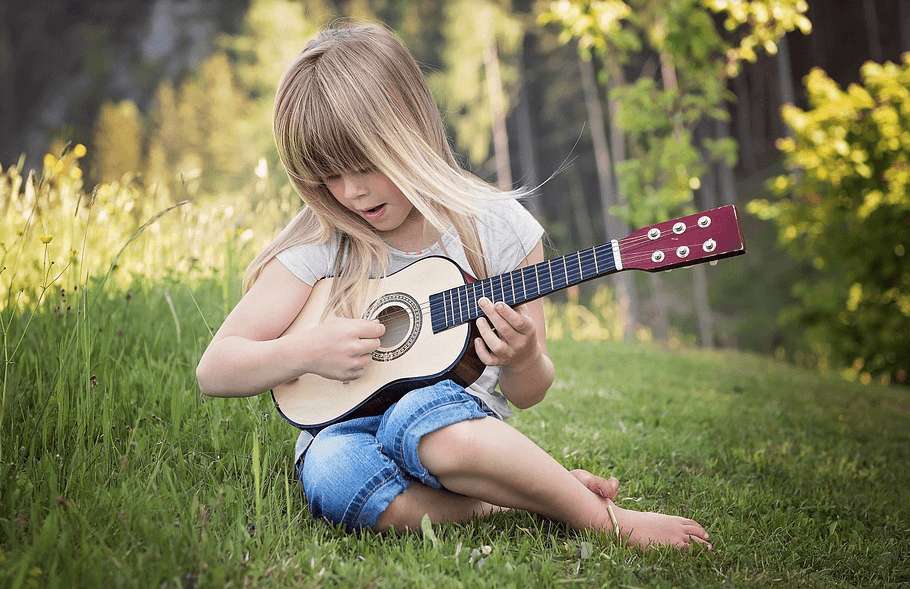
[
  {"xmin": 417, "ymin": 418, "xmax": 487, "ymax": 476},
  {"xmin": 299, "ymin": 435, "xmax": 347, "ymax": 506}
]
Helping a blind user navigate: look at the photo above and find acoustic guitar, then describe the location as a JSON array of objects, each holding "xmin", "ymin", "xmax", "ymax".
[{"xmin": 272, "ymin": 204, "xmax": 746, "ymax": 428}]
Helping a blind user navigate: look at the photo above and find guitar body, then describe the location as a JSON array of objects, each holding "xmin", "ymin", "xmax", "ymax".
[{"xmin": 271, "ymin": 256, "xmax": 486, "ymax": 429}]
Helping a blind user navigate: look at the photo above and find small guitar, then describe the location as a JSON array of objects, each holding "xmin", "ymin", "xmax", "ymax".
[{"xmin": 272, "ymin": 204, "xmax": 746, "ymax": 428}]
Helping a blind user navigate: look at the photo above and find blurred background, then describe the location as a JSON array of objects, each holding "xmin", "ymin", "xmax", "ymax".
[{"xmin": 1, "ymin": 0, "xmax": 907, "ymax": 386}]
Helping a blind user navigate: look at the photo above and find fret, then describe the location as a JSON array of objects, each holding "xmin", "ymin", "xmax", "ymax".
[
  {"xmin": 444, "ymin": 289, "xmax": 453, "ymax": 328},
  {"xmin": 585, "ymin": 248, "xmax": 597, "ymax": 278},
  {"xmin": 456, "ymin": 282, "xmax": 466, "ymax": 324},
  {"xmin": 523, "ymin": 265, "xmax": 538, "ymax": 300},
  {"xmin": 594, "ymin": 243, "xmax": 615, "ymax": 275},
  {"xmin": 565, "ymin": 252, "xmax": 581, "ymax": 285},
  {"xmin": 502, "ymin": 272, "xmax": 515, "ymax": 306}
]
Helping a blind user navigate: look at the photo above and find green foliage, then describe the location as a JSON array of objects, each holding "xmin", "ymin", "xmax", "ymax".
[
  {"xmin": 704, "ymin": 0, "xmax": 812, "ymax": 75},
  {"xmin": 541, "ymin": 0, "xmax": 809, "ymax": 225},
  {"xmin": 748, "ymin": 55, "xmax": 910, "ymax": 385}
]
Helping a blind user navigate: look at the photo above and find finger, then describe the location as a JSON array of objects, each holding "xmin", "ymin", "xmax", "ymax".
[
  {"xmin": 477, "ymin": 298, "xmax": 511, "ymax": 335},
  {"xmin": 479, "ymin": 297, "xmax": 531, "ymax": 336},
  {"xmin": 473, "ymin": 336, "xmax": 499, "ymax": 367},
  {"xmin": 361, "ymin": 319, "xmax": 386, "ymax": 338},
  {"xmin": 476, "ymin": 322, "xmax": 506, "ymax": 361},
  {"xmin": 475, "ymin": 314, "xmax": 500, "ymax": 342}
]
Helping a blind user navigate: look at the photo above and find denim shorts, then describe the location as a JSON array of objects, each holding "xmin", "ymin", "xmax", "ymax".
[{"xmin": 295, "ymin": 380, "xmax": 496, "ymax": 530}]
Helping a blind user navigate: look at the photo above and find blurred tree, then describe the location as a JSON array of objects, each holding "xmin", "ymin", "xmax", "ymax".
[
  {"xmin": 92, "ymin": 100, "xmax": 143, "ymax": 184},
  {"xmin": 432, "ymin": 0, "xmax": 523, "ymax": 187},
  {"xmin": 142, "ymin": 0, "xmax": 325, "ymax": 194},
  {"xmin": 749, "ymin": 56, "xmax": 910, "ymax": 384},
  {"xmin": 542, "ymin": 0, "xmax": 810, "ymax": 346}
]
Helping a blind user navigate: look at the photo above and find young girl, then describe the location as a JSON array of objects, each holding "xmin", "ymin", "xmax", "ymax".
[{"xmin": 196, "ymin": 22, "xmax": 711, "ymax": 550}]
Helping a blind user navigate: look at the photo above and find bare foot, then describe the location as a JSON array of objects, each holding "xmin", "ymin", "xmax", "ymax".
[
  {"xmin": 569, "ymin": 469, "xmax": 620, "ymax": 501},
  {"xmin": 608, "ymin": 501, "xmax": 712, "ymax": 551}
]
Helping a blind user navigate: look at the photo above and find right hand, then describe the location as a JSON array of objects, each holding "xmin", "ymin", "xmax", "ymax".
[{"xmin": 296, "ymin": 317, "xmax": 386, "ymax": 382}]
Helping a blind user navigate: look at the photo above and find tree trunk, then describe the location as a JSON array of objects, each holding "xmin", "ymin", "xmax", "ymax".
[
  {"xmin": 715, "ymin": 118, "xmax": 738, "ymax": 205},
  {"xmin": 901, "ymin": 1, "xmax": 910, "ymax": 53},
  {"xmin": 515, "ymin": 33, "xmax": 541, "ymax": 212},
  {"xmin": 566, "ymin": 167, "xmax": 597, "ymax": 251},
  {"xmin": 660, "ymin": 52, "xmax": 714, "ymax": 348},
  {"xmin": 648, "ymin": 273, "xmax": 668, "ymax": 341},
  {"xmin": 733, "ymin": 74, "xmax": 757, "ymax": 173},
  {"xmin": 862, "ymin": 0, "xmax": 882, "ymax": 63},
  {"xmin": 578, "ymin": 49, "xmax": 636, "ymax": 339},
  {"xmin": 692, "ymin": 264, "xmax": 714, "ymax": 348},
  {"xmin": 480, "ymin": 10, "xmax": 512, "ymax": 190}
]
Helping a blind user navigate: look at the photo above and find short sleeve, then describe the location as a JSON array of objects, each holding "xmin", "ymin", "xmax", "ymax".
[
  {"xmin": 274, "ymin": 236, "xmax": 340, "ymax": 286},
  {"xmin": 475, "ymin": 198, "xmax": 545, "ymax": 275}
]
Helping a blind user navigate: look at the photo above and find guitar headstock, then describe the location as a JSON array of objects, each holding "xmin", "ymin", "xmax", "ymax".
[{"xmin": 619, "ymin": 205, "xmax": 746, "ymax": 272}]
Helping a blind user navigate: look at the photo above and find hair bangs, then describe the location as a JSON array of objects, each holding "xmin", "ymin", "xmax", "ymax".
[{"xmin": 294, "ymin": 91, "xmax": 375, "ymax": 184}]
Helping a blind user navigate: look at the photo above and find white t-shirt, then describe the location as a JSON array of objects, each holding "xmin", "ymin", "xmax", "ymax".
[{"xmin": 277, "ymin": 197, "xmax": 544, "ymax": 436}]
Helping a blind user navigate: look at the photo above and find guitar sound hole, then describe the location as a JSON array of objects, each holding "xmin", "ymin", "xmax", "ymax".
[
  {"xmin": 377, "ymin": 305, "xmax": 410, "ymax": 350},
  {"xmin": 363, "ymin": 292, "xmax": 422, "ymax": 362}
]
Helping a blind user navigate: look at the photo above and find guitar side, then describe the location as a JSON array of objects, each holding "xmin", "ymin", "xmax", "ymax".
[{"xmin": 271, "ymin": 256, "xmax": 474, "ymax": 429}]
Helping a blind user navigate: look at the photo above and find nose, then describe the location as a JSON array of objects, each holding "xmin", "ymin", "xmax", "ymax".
[{"xmin": 340, "ymin": 175, "xmax": 368, "ymax": 201}]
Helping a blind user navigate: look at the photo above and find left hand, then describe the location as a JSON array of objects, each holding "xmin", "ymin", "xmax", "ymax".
[{"xmin": 474, "ymin": 297, "xmax": 541, "ymax": 368}]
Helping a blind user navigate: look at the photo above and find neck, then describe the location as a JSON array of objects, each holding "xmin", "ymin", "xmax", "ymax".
[{"xmin": 382, "ymin": 208, "xmax": 440, "ymax": 253}]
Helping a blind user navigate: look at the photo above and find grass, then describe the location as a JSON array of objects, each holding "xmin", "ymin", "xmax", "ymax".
[{"xmin": 1, "ymin": 273, "xmax": 908, "ymax": 588}]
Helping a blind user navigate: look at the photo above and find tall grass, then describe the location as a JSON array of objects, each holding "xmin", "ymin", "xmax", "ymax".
[{"xmin": 2, "ymin": 152, "xmax": 908, "ymax": 587}]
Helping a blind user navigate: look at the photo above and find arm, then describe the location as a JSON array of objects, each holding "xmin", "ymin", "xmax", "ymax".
[
  {"xmin": 196, "ymin": 258, "xmax": 385, "ymax": 398},
  {"xmin": 473, "ymin": 240, "xmax": 554, "ymax": 409}
]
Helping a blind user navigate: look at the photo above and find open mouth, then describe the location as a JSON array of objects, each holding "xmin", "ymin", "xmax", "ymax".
[{"xmin": 362, "ymin": 204, "xmax": 386, "ymax": 219}]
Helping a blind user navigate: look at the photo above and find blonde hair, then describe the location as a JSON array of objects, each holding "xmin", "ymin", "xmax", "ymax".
[{"xmin": 247, "ymin": 22, "xmax": 529, "ymax": 317}]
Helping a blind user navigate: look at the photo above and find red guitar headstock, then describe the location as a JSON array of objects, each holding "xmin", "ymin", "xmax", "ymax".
[{"xmin": 618, "ymin": 205, "xmax": 746, "ymax": 272}]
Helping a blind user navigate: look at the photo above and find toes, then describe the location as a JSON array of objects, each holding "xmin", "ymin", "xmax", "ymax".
[{"xmin": 569, "ymin": 469, "xmax": 620, "ymax": 501}]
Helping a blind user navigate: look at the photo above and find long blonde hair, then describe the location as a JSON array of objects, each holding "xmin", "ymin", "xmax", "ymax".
[{"xmin": 247, "ymin": 22, "xmax": 529, "ymax": 316}]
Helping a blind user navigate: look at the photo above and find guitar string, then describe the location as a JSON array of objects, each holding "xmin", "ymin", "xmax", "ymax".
[{"xmin": 364, "ymin": 221, "xmax": 722, "ymax": 328}]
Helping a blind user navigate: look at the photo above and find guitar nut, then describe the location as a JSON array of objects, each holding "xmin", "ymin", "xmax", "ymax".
[
  {"xmin": 676, "ymin": 246, "xmax": 690, "ymax": 258},
  {"xmin": 698, "ymin": 216, "xmax": 711, "ymax": 228},
  {"xmin": 651, "ymin": 250, "xmax": 665, "ymax": 263},
  {"xmin": 648, "ymin": 228, "xmax": 661, "ymax": 240},
  {"xmin": 703, "ymin": 239, "xmax": 717, "ymax": 253},
  {"xmin": 672, "ymin": 222, "xmax": 686, "ymax": 234}
]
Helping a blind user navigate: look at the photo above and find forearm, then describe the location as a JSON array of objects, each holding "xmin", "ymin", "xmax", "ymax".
[
  {"xmin": 196, "ymin": 335, "xmax": 304, "ymax": 398},
  {"xmin": 498, "ymin": 350, "xmax": 554, "ymax": 409}
]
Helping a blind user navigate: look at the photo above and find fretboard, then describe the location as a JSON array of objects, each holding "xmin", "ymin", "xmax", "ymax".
[{"xmin": 429, "ymin": 240, "xmax": 621, "ymax": 333}]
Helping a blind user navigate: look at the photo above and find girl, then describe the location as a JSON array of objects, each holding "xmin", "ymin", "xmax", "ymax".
[{"xmin": 196, "ymin": 22, "xmax": 711, "ymax": 550}]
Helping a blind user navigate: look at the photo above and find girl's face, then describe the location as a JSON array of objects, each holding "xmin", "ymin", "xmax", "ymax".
[{"xmin": 323, "ymin": 170, "xmax": 427, "ymax": 250}]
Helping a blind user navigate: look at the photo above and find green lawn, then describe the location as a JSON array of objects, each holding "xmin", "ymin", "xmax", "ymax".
[{"xmin": 1, "ymin": 278, "xmax": 908, "ymax": 588}]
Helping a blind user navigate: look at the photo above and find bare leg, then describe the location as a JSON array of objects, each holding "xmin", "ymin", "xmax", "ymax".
[
  {"xmin": 414, "ymin": 417, "xmax": 711, "ymax": 550},
  {"xmin": 375, "ymin": 469, "xmax": 618, "ymax": 532},
  {"xmin": 374, "ymin": 483, "xmax": 502, "ymax": 532}
]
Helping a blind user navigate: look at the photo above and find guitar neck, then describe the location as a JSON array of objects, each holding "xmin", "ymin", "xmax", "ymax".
[{"xmin": 429, "ymin": 240, "xmax": 622, "ymax": 333}]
